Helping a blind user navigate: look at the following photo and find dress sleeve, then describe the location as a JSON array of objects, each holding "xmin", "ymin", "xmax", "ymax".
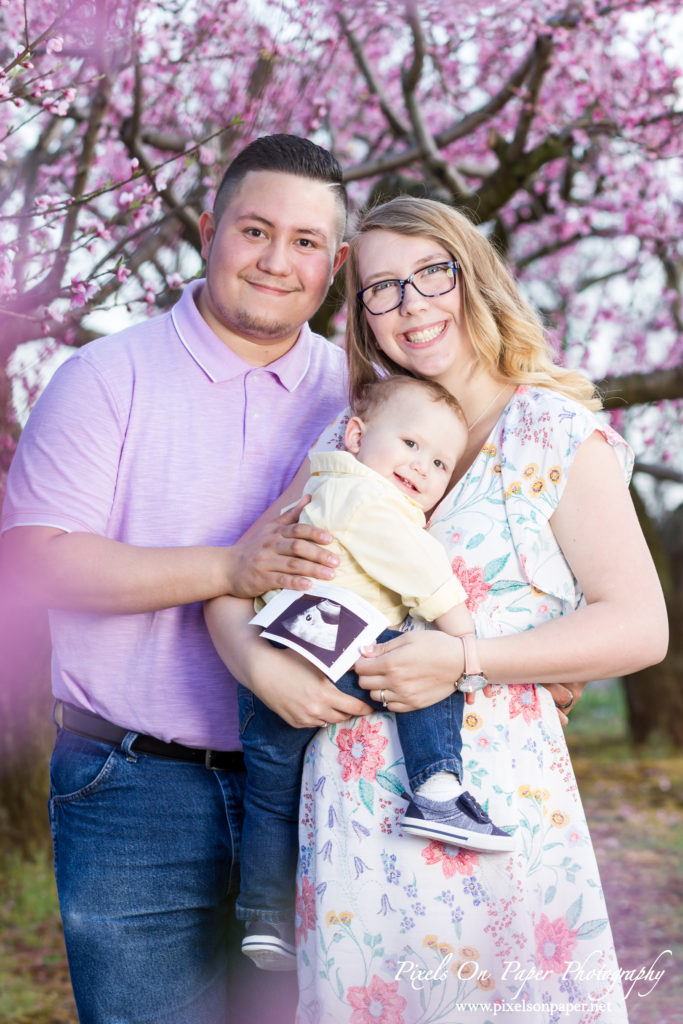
[
  {"xmin": 1, "ymin": 353, "xmax": 125, "ymax": 536},
  {"xmin": 309, "ymin": 408, "xmax": 351, "ymax": 455},
  {"xmin": 497, "ymin": 387, "xmax": 634, "ymax": 604}
]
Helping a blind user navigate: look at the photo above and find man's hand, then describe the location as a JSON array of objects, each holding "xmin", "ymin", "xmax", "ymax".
[
  {"xmin": 542, "ymin": 681, "xmax": 586, "ymax": 727},
  {"xmin": 227, "ymin": 496, "xmax": 339, "ymax": 598}
]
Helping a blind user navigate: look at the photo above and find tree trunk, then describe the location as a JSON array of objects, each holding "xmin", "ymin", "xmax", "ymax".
[{"xmin": 621, "ymin": 491, "xmax": 683, "ymax": 748}]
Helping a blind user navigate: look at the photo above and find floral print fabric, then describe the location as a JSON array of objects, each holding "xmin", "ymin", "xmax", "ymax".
[{"xmin": 295, "ymin": 386, "xmax": 631, "ymax": 1024}]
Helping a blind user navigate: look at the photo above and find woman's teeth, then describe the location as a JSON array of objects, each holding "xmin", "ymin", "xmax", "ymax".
[{"xmin": 404, "ymin": 323, "xmax": 444, "ymax": 345}]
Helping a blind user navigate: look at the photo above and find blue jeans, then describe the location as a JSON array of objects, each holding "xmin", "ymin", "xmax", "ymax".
[
  {"xmin": 49, "ymin": 726, "xmax": 298, "ymax": 1024},
  {"xmin": 237, "ymin": 629, "xmax": 464, "ymax": 922}
]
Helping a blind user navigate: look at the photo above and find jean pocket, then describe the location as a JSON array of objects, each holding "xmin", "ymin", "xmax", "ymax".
[
  {"xmin": 50, "ymin": 728, "xmax": 119, "ymax": 804},
  {"xmin": 237, "ymin": 685, "xmax": 255, "ymax": 737}
]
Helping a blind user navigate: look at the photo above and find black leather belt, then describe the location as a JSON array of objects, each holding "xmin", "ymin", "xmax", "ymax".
[{"xmin": 54, "ymin": 700, "xmax": 245, "ymax": 772}]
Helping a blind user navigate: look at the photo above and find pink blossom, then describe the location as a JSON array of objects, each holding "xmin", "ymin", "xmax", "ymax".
[
  {"xmin": 534, "ymin": 914, "xmax": 579, "ymax": 973},
  {"xmin": 0, "ymin": 0, "xmax": 680, "ymax": 482},
  {"xmin": 451, "ymin": 557, "xmax": 492, "ymax": 613},
  {"xmin": 70, "ymin": 275, "xmax": 95, "ymax": 308},
  {"xmin": 508, "ymin": 684, "xmax": 542, "ymax": 724},
  {"xmin": 335, "ymin": 718, "xmax": 387, "ymax": 783},
  {"xmin": 421, "ymin": 841, "xmax": 479, "ymax": 878},
  {"xmin": 294, "ymin": 875, "xmax": 315, "ymax": 941},
  {"xmin": 347, "ymin": 974, "xmax": 407, "ymax": 1024}
]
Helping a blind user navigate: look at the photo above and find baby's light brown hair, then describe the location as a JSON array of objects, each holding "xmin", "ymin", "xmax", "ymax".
[{"xmin": 351, "ymin": 375, "xmax": 466, "ymax": 427}]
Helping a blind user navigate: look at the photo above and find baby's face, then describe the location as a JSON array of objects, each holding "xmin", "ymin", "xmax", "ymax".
[{"xmin": 348, "ymin": 387, "xmax": 468, "ymax": 512}]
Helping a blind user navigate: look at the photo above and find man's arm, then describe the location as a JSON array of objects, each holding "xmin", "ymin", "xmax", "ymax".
[
  {"xmin": 2, "ymin": 338, "xmax": 341, "ymax": 618},
  {"xmin": 2, "ymin": 497, "xmax": 338, "ymax": 613}
]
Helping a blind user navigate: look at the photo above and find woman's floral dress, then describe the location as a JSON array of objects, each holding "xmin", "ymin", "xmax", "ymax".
[{"xmin": 295, "ymin": 386, "xmax": 631, "ymax": 1024}]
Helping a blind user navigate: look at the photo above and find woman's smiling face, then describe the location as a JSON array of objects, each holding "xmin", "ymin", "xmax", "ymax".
[{"xmin": 357, "ymin": 229, "xmax": 476, "ymax": 387}]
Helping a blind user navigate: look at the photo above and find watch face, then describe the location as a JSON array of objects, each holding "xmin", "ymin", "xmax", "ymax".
[{"xmin": 458, "ymin": 673, "xmax": 488, "ymax": 694}]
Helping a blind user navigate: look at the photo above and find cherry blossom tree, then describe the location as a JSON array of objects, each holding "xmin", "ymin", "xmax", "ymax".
[{"xmin": 1, "ymin": 0, "xmax": 682, "ymax": 740}]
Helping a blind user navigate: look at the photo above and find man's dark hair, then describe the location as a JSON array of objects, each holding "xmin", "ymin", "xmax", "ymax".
[{"xmin": 213, "ymin": 134, "xmax": 348, "ymax": 238}]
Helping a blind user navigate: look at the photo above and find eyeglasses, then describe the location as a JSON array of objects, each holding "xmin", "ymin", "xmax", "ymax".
[{"xmin": 357, "ymin": 260, "xmax": 460, "ymax": 315}]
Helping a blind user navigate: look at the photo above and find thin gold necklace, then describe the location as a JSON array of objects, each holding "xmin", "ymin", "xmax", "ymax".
[{"xmin": 467, "ymin": 385, "xmax": 509, "ymax": 432}]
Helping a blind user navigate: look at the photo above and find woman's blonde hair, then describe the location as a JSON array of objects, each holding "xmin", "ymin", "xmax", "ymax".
[{"xmin": 345, "ymin": 197, "xmax": 600, "ymax": 410}]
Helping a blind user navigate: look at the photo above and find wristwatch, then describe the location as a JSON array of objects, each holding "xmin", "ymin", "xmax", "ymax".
[{"xmin": 456, "ymin": 634, "xmax": 489, "ymax": 693}]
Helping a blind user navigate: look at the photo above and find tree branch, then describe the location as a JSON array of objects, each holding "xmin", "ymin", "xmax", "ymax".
[
  {"xmin": 5, "ymin": 72, "xmax": 111, "ymax": 317},
  {"xmin": 515, "ymin": 227, "xmax": 620, "ymax": 268},
  {"xmin": 468, "ymin": 133, "xmax": 569, "ymax": 223},
  {"xmin": 576, "ymin": 261, "xmax": 640, "ymax": 293},
  {"xmin": 509, "ymin": 34, "xmax": 554, "ymax": 161},
  {"xmin": 400, "ymin": 2, "xmax": 470, "ymax": 199},
  {"xmin": 633, "ymin": 462, "xmax": 683, "ymax": 485},
  {"xmin": 84, "ymin": 224, "xmax": 183, "ymax": 314},
  {"xmin": 336, "ymin": 10, "xmax": 410, "ymax": 139},
  {"xmin": 344, "ymin": 35, "xmax": 544, "ymax": 182},
  {"xmin": 598, "ymin": 366, "xmax": 683, "ymax": 408},
  {"xmin": 120, "ymin": 65, "xmax": 201, "ymax": 252}
]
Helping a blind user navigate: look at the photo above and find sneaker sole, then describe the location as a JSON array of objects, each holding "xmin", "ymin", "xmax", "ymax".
[
  {"xmin": 402, "ymin": 819, "xmax": 515, "ymax": 853},
  {"xmin": 242, "ymin": 937, "xmax": 297, "ymax": 972}
]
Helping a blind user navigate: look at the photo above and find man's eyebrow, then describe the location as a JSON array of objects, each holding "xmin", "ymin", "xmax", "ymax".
[{"xmin": 235, "ymin": 213, "xmax": 329, "ymax": 240}]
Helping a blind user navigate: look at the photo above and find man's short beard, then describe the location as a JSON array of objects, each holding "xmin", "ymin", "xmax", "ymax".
[{"xmin": 231, "ymin": 309, "xmax": 292, "ymax": 339}]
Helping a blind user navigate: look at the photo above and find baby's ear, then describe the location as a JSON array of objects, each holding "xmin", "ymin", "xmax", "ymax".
[{"xmin": 344, "ymin": 416, "xmax": 365, "ymax": 454}]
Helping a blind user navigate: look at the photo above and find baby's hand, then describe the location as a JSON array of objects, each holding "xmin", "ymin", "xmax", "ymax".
[{"xmin": 464, "ymin": 683, "xmax": 495, "ymax": 705}]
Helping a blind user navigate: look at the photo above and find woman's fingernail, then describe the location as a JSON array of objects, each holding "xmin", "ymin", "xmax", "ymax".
[{"xmin": 360, "ymin": 644, "xmax": 375, "ymax": 655}]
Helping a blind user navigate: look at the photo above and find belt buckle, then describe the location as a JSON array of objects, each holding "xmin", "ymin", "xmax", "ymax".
[{"xmin": 204, "ymin": 749, "xmax": 218, "ymax": 770}]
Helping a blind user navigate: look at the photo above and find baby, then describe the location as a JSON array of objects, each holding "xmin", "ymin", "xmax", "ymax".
[{"xmin": 230, "ymin": 376, "xmax": 513, "ymax": 969}]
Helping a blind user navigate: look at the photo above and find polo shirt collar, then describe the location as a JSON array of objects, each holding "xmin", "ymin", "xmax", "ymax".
[{"xmin": 171, "ymin": 279, "xmax": 314, "ymax": 390}]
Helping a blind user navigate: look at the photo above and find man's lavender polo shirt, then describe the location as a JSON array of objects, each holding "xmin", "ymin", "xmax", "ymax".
[{"xmin": 2, "ymin": 280, "xmax": 347, "ymax": 749}]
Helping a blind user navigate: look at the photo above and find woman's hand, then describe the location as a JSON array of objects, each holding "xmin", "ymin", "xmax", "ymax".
[
  {"xmin": 354, "ymin": 630, "xmax": 462, "ymax": 712},
  {"xmin": 354, "ymin": 629, "xmax": 586, "ymax": 728},
  {"xmin": 227, "ymin": 496, "xmax": 339, "ymax": 598},
  {"xmin": 204, "ymin": 594, "xmax": 372, "ymax": 728}
]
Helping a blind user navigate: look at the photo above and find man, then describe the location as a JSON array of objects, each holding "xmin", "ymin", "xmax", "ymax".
[{"xmin": 1, "ymin": 135, "xmax": 370, "ymax": 1023}]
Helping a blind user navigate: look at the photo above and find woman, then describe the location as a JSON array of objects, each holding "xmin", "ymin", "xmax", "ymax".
[{"xmin": 207, "ymin": 198, "xmax": 667, "ymax": 1023}]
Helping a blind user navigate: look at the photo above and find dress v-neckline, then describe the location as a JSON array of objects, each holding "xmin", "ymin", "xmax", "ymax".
[{"xmin": 430, "ymin": 386, "xmax": 520, "ymax": 520}]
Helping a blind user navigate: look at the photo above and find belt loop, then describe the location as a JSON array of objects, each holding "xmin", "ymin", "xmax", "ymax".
[
  {"xmin": 121, "ymin": 731, "xmax": 141, "ymax": 762},
  {"xmin": 205, "ymin": 750, "xmax": 217, "ymax": 770},
  {"xmin": 53, "ymin": 700, "xmax": 64, "ymax": 728}
]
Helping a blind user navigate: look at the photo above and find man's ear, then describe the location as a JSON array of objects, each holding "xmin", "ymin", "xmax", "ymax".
[
  {"xmin": 344, "ymin": 415, "xmax": 365, "ymax": 454},
  {"xmin": 332, "ymin": 242, "xmax": 349, "ymax": 278},
  {"xmin": 198, "ymin": 211, "xmax": 215, "ymax": 260}
]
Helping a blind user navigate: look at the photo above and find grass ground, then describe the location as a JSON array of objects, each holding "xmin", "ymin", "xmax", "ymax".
[
  {"xmin": 0, "ymin": 851, "xmax": 73, "ymax": 1023},
  {"xmin": 1, "ymin": 680, "xmax": 681, "ymax": 1023},
  {"xmin": 568, "ymin": 680, "xmax": 682, "ymax": 1024}
]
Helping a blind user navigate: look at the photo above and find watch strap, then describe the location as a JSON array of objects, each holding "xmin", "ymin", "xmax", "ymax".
[{"xmin": 459, "ymin": 633, "xmax": 482, "ymax": 676}]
